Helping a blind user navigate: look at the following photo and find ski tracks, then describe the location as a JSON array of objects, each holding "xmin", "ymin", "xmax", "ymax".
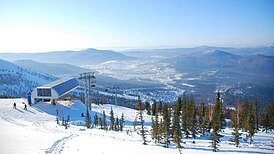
[{"xmin": 45, "ymin": 134, "xmax": 78, "ymax": 154}]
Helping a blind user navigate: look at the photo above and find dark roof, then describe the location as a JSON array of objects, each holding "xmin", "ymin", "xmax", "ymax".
[{"xmin": 38, "ymin": 78, "xmax": 79, "ymax": 97}]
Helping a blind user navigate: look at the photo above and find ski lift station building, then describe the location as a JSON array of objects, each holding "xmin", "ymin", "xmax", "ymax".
[{"xmin": 31, "ymin": 77, "xmax": 79, "ymax": 104}]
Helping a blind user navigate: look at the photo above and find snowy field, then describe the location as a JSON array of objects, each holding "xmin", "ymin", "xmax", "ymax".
[{"xmin": 0, "ymin": 98, "xmax": 273, "ymax": 154}]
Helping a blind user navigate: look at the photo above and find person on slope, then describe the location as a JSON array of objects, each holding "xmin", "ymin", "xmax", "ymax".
[
  {"xmin": 24, "ymin": 104, "xmax": 27, "ymax": 110},
  {"xmin": 13, "ymin": 102, "xmax": 16, "ymax": 109}
]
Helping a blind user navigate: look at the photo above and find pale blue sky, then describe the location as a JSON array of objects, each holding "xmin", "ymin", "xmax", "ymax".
[{"xmin": 0, "ymin": 0, "xmax": 274, "ymax": 52}]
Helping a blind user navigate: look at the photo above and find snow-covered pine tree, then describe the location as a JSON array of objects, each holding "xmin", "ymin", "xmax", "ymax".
[
  {"xmin": 172, "ymin": 100, "xmax": 182, "ymax": 148},
  {"xmin": 205, "ymin": 105, "xmax": 212, "ymax": 133},
  {"xmin": 181, "ymin": 93, "xmax": 190, "ymax": 138},
  {"xmin": 110, "ymin": 107, "xmax": 115, "ymax": 130},
  {"xmin": 253, "ymin": 98, "xmax": 259, "ymax": 131},
  {"xmin": 230, "ymin": 102, "xmax": 242, "ymax": 147},
  {"xmin": 152, "ymin": 100, "xmax": 157, "ymax": 116},
  {"xmin": 240, "ymin": 98, "xmax": 249, "ymax": 131},
  {"xmin": 115, "ymin": 116, "xmax": 119, "ymax": 131},
  {"xmin": 198, "ymin": 102, "xmax": 206, "ymax": 136},
  {"xmin": 119, "ymin": 113, "xmax": 125, "ymax": 131},
  {"xmin": 261, "ymin": 104, "xmax": 274, "ymax": 133},
  {"xmin": 99, "ymin": 117, "xmax": 103, "ymax": 129},
  {"xmin": 94, "ymin": 113, "xmax": 98, "ymax": 128},
  {"xmin": 103, "ymin": 111, "xmax": 107, "ymax": 130},
  {"xmin": 137, "ymin": 96, "xmax": 142, "ymax": 110},
  {"xmin": 152, "ymin": 109, "xmax": 160, "ymax": 143},
  {"xmin": 135, "ymin": 97, "xmax": 148, "ymax": 144},
  {"xmin": 162, "ymin": 103, "xmax": 171, "ymax": 148},
  {"xmin": 246, "ymin": 103, "xmax": 255, "ymax": 144},
  {"xmin": 210, "ymin": 91, "xmax": 224, "ymax": 152},
  {"xmin": 189, "ymin": 96, "xmax": 197, "ymax": 138},
  {"xmin": 145, "ymin": 101, "xmax": 151, "ymax": 115},
  {"xmin": 158, "ymin": 101, "xmax": 163, "ymax": 115}
]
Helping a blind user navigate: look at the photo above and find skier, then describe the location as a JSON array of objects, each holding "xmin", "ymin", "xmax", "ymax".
[
  {"xmin": 13, "ymin": 103, "xmax": 16, "ymax": 109},
  {"xmin": 24, "ymin": 104, "xmax": 27, "ymax": 110}
]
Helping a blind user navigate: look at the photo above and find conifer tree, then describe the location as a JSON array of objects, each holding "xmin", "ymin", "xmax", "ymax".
[
  {"xmin": 119, "ymin": 113, "xmax": 125, "ymax": 131},
  {"xmin": 261, "ymin": 106, "xmax": 271, "ymax": 133},
  {"xmin": 181, "ymin": 93, "xmax": 189, "ymax": 138},
  {"xmin": 240, "ymin": 98, "xmax": 249, "ymax": 130},
  {"xmin": 103, "ymin": 111, "xmax": 107, "ymax": 130},
  {"xmin": 172, "ymin": 100, "xmax": 182, "ymax": 148},
  {"xmin": 115, "ymin": 116, "xmax": 119, "ymax": 131},
  {"xmin": 158, "ymin": 101, "xmax": 163, "ymax": 115},
  {"xmin": 162, "ymin": 103, "xmax": 171, "ymax": 148},
  {"xmin": 178, "ymin": 96, "xmax": 182, "ymax": 113},
  {"xmin": 152, "ymin": 100, "xmax": 157, "ymax": 116},
  {"xmin": 135, "ymin": 97, "xmax": 148, "ymax": 144},
  {"xmin": 198, "ymin": 102, "xmax": 206, "ymax": 136},
  {"xmin": 210, "ymin": 91, "xmax": 224, "ymax": 152},
  {"xmin": 137, "ymin": 96, "xmax": 142, "ymax": 110},
  {"xmin": 99, "ymin": 117, "xmax": 103, "ymax": 129},
  {"xmin": 246, "ymin": 103, "xmax": 255, "ymax": 144},
  {"xmin": 230, "ymin": 102, "xmax": 242, "ymax": 147},
  {"xmin": 110, "ymin": 107, "xmax": 115, "ymax": 130},
  {"xmin": 145, "ymin": 101, "xmax": 151, "ymax": 115},
  {"xmin": 189, "ymin": 96, "xmax": 197, "ymax": 138},
  {"xmin": 94, "ymin": 113, "xmax": 98, "ymax": 128},
  {"xmin": 205, "ymin": 105, "xmax": 212, "ymax": 132},
  {"xmin": 253, "ymin": 99, "xmax": 259, "ymax": 131},
  {"xmin": 152, "ymin": 109, "xmax": 160, "ymax": 143},
  {"xmin": 261, "ymin": 104, "xmax": 274, "ymax": 133}
]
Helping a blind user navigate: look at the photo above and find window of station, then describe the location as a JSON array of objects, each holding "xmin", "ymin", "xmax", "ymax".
[{"xmin": 37, "ymin": 88, "xmax": 52, "ymax": 97}]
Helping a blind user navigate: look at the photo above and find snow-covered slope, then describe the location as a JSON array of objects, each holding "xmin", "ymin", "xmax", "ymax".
[
  {"xmin": 1, "ymin": 98, "xmax": 274, "ymax": 154},
  {"xmin": 0, "ymin": 59, "xmax": 55, "ymax": 97}
]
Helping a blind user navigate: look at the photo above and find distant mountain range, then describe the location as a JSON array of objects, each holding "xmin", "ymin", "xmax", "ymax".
[
  {"xmin": 0, "ymin": 59, "xmax": 55, "ymax": 97},
  {"xmin": 13, "ymin": 60, "xmax": 91, "ymax": 77},
  {"xmin": 122, "ymin": 45, "xmax": 274, "ymax": 58},
  {"xmin": 1, "ymin": 46, "xmax": 274, "ymax": 104},
  {"xmin": 0, "ymin": 48, "xmax": 134, "ymax": 66}
]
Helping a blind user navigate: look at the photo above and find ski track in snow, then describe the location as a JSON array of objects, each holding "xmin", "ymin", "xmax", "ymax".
[{"xmin": 45, "ymin": 134, "xmax": 78, "ymax": 154}]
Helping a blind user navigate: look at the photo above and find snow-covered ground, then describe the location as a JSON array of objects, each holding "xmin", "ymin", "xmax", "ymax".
[{"xmin": 0, "ymin": 98, "xmax": 273, "ymax": 154}]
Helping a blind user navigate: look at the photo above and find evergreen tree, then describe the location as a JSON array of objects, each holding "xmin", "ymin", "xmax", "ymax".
[
  {"xmin": 246, "ymin": 103, "xmax": 255, "ymax": 144},
  {"xmin": 181, "ymin": 93, "xmax": 189, "ymax": 138},
  {"xmin": 137, "ymin": 96, "xmax": 142, "ymax": 110},
  {"xmin": 178, "ymin": 96, "xmax": 182, "ymax": 114},
  {"xmin": 115, "ymin": 116, "xmax": 119, "ymax": 131},
  {"xmin": 210, "ymin": 91, "xmax": 224, "ymax": 152},
  {"xmin": 230, "ymin": 102, "xmax": 242, "ymax": 147},
  {"xmin": 240, "ymin": 98, "xmax": 249, "ymax": 130},
  {"xmin": 253, "ymin": 98, "xmax": 259, "ymax": 131},
  {"xmin": 205, "ymin": 105, "xmax": 212, "ymax": 132},
  {"xmin": 145, "ymin": 101, "xmax": 151, "ymax": 115},
  {"xmin": 261, "ymin": 106, "xmax": 271, "ymax": 133},
  {"xmin": 152, "ymin": 100, "xmax": 157, "ymax": 116},
  {"xmin": 158, "ymin": 101, "xmax": 163, "ymax": 115},
  {"xmin": 110, "ymin": 107, "xmax": 115, "ymax": 130},
  {"xmin": 162, "ymin": 103, "xmax": 171, "ymax": 148},
  {"xmin": 103, "ymin": 111, "xmax": 107, "ymax": 130},
  {"xmin": 172, "ymin": 100, "xmax": 182, "ymax": 148},
  {"xmin": 189, "ymin": 96, "xmax": 197, "ymax": 138},
  {"xmin": 94, "ymin": 113, "xmax": 98, "ymax": 128},
  {"xmin": 198, "ymin": 102, "xmax": 206, "ymax": 136},
  {"xmin": 135, "ymin": 97, "xmax": 148, "ymax": 144},
  {"xmin": 119, "ymin": 113, "xmax": 125, "ymax": 131},
  {"xmin": 99, "ymin": 117, "xmax": 103, "ymax": 129},
  {"xmin": 152, "ymin": 109, "xmax": 160, "ymax": 143}
]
